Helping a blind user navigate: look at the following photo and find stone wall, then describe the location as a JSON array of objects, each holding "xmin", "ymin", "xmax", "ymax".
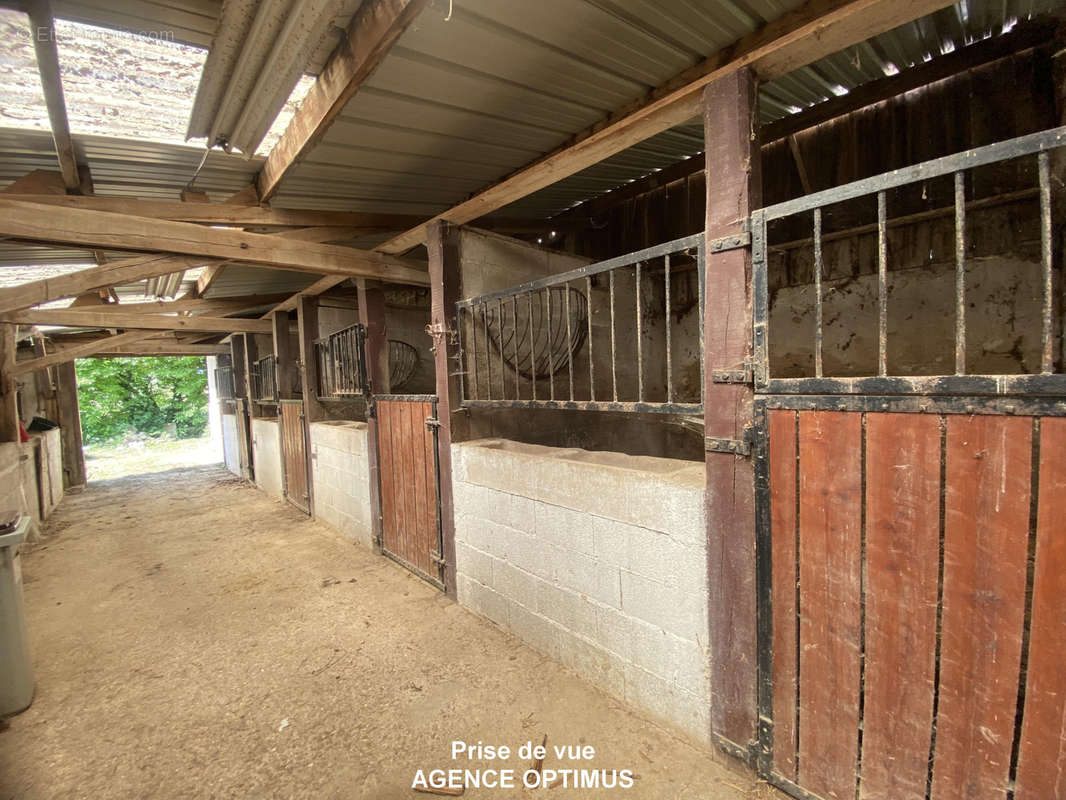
[
  {"xmin": 251, "ymin": 418, "xmax": 283, "ymax": 500},
  {"xmin": 452, "ymin": 438, "xmax": 710, "ymax": 743},
  {"xmin": 309, "ymin": 421, "xmax": 373, "ymax": 549}
]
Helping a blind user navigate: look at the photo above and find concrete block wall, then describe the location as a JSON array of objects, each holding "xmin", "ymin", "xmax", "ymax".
[
  {"xmin": 221, "ymin": 413, "xmax": 241, "ymax": 477},
  {"xmin": 452, "ymin": 438, "xmax": 710, "ymax": 743},
  {"xmin": 309, "ymin": 421, "xmax": 373, "ymax": 549},
  {"xmin": 251, "ymin": 418, "xmax": 283, "ymax": 500}
]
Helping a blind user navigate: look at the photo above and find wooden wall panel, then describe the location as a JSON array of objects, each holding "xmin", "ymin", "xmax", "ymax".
[
  {"xmin": 931, "ymin": 415, "xmax": 1031, "ymax": 800},
  {"xmin": 797, "ymin": 410, "xmax": 863, "ymax": 800},
  {"xmin": 769, "ymin": 408, "xmax": 798, "ymax": 779},
  {"xmin": 1014, "ymin": 417, "xmax": 1066, "ymax": 800},
  {"xmin": 861, "ymin": 413, "xmax": 941, "ymax": 799}
]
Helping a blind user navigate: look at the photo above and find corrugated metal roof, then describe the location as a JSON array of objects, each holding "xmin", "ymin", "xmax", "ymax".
[{"xmin": 279, "ymin": 0, "xmax": 1063, "ymax": 222}]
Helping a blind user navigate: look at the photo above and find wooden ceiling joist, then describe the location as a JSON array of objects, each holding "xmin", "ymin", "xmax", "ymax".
[
  {"xmin": 10, "ymin": 330, "xmax": 155, "ymax": 376},
  {"xmin": 256, "ymin": 0, "xmax": 430, "ymax": 201},
  {"xmin": 25, "ymin": 0, "xmax": 80, "ymax": 192},
  {"xmin": 88, "ymin": 344, "xmax": 230, "ymax": 357},
  {"xmin": 0, "ymin": 193, "xmax": 429, "ymax": 230},
  {"xmin": 373, "ymin": 0, "xmax": 957, "ymax": 254},
  {"xmin": 0, "ymin": 198, "xmax": 431, "ymax": 283},
  {"xmin": 3, "ymin": 309, "xmax": 273, "ymax": 334}
]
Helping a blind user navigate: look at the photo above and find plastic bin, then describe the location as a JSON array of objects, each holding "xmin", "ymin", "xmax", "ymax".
[{"xmin": 0, "ymin": 514, "xmax": 34, "ymax": 715}]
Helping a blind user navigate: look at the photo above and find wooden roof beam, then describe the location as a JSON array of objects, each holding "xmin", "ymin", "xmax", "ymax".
[
  {"xmin": 256, "ymin": 0, "xmax": 430, "ymax": 201},
  {"xmin": 3, "ymin": 309, "xmax": 273, "ymax": 334},
  {"xmin": 0, "ymin": 198, "xmax": 431, "ymax": 283},
  {"xmin": 375, "ymin": 0, "xmax": 957, "ymax": 254},
  {"xmin": 24, "ymin": 0, "xmax": 80, "ymax": 192}
]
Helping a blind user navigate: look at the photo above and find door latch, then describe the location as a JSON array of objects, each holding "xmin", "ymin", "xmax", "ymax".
[{"xmin": 705, "ymin": 426, "xmax": 754, "ymax": 457}]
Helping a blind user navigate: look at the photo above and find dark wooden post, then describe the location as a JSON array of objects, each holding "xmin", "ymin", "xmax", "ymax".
[
  {"xmin": 357, "ymin": 278, "xmax": 388, "ymax": 550},
  {"xmin": 272, "ymin": 310, "xmax": 297, "ymax": 400},
  {"xmin": 703, "ymin": 67, "xmax": 762, "ymax": 758},
  {"xmin": 426, "ymin": 221, "xmax": 463, "ymax": 598},
  {"xmin": 0, "ymin": 326, "xmax": 20, "ymax": 443},
  {"xmin": 297, "ymin": 295, "xmax": 326, "ymax": 423},
  {"xmin": 54, "ymin": 360, "xmax": 86, "ymax": 489},
  {"xmin": 243, "ymin": 333, "xmax": 259, "ymax": 412},
  {"xmin": 296, "ymin": 295, "xmax": 323, "ymax": 511},
  {"xmin": 229, "ymin": 334, "xmax": 253, "ymax": 480}
]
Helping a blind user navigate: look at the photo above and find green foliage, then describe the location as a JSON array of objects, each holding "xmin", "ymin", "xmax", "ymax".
[{"xmin": 76, "ymin": 356, "xmax": 209, "ymax": 443}]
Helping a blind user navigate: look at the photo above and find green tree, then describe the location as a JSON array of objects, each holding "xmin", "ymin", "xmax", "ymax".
[{"xmin": 75, "ymin": 356, "xmax": 209, "ymax": 443}]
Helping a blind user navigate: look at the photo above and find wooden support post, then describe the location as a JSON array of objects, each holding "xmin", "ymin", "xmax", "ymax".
[
  {"xmin": 54, "ymin": 360, "xmax": 86, "ymax": 488},
  {"xmin": 296, "ymin": 295, "xmax": 323, "ymax": 514},
  {"xmin": 703, "ymin": 67, "xmax": 762, "ymax": 757},
  {"xmin": 230, "ymin": 335, "xmax": 249, "ymax": 401},
  {"xmin": 357, "ymin": 279, "xmax": 388, "ymax": 550},
  {"xmin": 0, "ymin": 326, "xmax": 19, "ymax": 443},
  {"xmin": 426, "ymin": 221, "xmax": 463, "ymax": 598},
  {"xmin": 272, "ymin": 310, "xmax": 297, "ymax": 400},
  {"xmin": 243, "ymin": 332, "xmax": 259, "ymax": 415}
]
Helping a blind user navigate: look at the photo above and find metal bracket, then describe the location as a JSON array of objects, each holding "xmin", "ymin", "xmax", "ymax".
[
  {"xmin": 712, "ymin": 360, "xmax": 754, "ymax": 385},
  {"xmin": 707, "ymin": 231, "xmax": 751, "ymax": 253},
  {"xmin": 430, "ymin": 550, "xmax": 447, "ymax": 567},
  {"xmin": 705, "ymin": 426, "xmax": 754, "ymax": 457},
  {"xmin": 425, "ymin": 417, "xmax": 441, "ymax": 429}
]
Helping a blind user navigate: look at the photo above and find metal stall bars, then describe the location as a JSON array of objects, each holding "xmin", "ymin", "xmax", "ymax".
[
  {"xmin": 214, "ymin": 365, "xmax": 235, "ymax": 400},
  {"xmin": 748, "ymin": 125, "xmax": 1066, "ymax": 800},
  {"xmin": 250, "ymin": 355, "xmax": 278, "ymax": 404},
  {"xmin": 454, "ymin": 232, "xmax": 729, "ymax": 416},
  {"xmin": 313, "ymin": 323, "xmax": 369, "ymax": 401}
]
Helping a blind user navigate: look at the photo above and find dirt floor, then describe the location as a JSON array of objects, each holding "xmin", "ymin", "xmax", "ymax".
[{"xmin": 0, "ymin": 464, "xmax": 776, "ymax": 799}]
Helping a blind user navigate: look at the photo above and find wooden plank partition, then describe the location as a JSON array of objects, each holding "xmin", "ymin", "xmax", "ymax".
[
  {"xmin": 762, "ymin": 408, "xmax": 1061, "ymax": 800},
  {"xmin": 375, "ymin": 396, "xmax": 442, "ymax": 588},
  {"xmin": 280, "ymin": 400, "xmax": 309, "ymax": 513}
]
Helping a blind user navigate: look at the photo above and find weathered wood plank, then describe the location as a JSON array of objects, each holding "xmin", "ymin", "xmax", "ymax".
[
  {"xmin": 769, "ymin": 408, "xmax": 798, "ymax": 779},
  {"xmin": 3, "ymin": 309, "xmax": 272, "ymax": 334},
  {"xmin": 25, "ymin": 1, "xmax": 80, "ymax": 191},
  {"xmin": 0, "ymin": 198, "xmax": 430, "ymax": 283},
  {"xmin": 11, "ymin": 331, "xmax": 155, "ymax": 376},
  {"xmin": 257, "ymin": 0, "xmax": 429, "ymax": 200},
  {"xmin": 862, "ymin": 412, "xmax": 941, "ymax": 799},
  {"xmin": 1014, "ymin": 417, "xmax": 1066, "ymax": 800},
  {"xmin": 797, "ymin": 410, "xmax": 862, "ymax": 800},
  {"xmin": 931, "ymin": 415, "xmax": 1031, "ymax": 800}
]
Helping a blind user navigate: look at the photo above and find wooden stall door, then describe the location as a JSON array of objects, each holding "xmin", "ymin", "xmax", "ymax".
[
  {"xmin": 760, "ymin": 407, "xmax": 1060, "ymax": 800},
  {"xmin": 375, "ymin": 396, "xmax": 443, "ymax": 589},
  {"xmin": 279, "ymin": 399, "xmax": 310, "ymax": 514}
]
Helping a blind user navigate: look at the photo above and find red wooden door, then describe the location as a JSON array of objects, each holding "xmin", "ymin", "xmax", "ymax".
[
  {"xmin": 279, "ymin": 400, "xmax": 310, "ymax": 514},
  {"xmin": 375, "ymin": 395, "xmax": 443, "ymax": 589}
]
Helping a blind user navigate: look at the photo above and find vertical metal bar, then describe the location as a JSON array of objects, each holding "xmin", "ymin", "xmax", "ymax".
[
  {"xmin": 636, "ymin": 261, "xmax": 644, "ymax": 402},
  {"xmin": 528, "ymin": 292, "xmax": 536, "ymax": 401},
  {"xmin": 512, "ymin": 294, "xmax": 520, "ymax": 400},
  {"xmin": 954, "ymin": 171, "xmax": 967, "ymax": 376},
  {"xmin": 877, "ymin": 190, "xmax": 888, "ymax": 377},
  {"xmin": 609, "ymin": 269, "xmax": 618, "ymax": 401},
  {"xmin": 665, "ymin": 253, "xmax": 673, "ymax": 403},
  {"xmin": 546, "ymin": 287, "xmax": 554, "ymax": 401},
  {"xmin": 565, "ymin": 285, "xmax": 574, "ymax": 401},
  {"xmin": 497, "ymin": 297, "xmax": 505, "ymax": 399},
  {"xmin": 813, "ymin": 208, "xmax": 824, "ymax": 378},
  {"xmin": 482, "ymin": 302, "xmax": 492, "ymax": 400},
  {"xmin": 468, "ymin": 307, "xmax": 479, "ymax": 400},
  {"xmin": 1039, "ymin": 151, "xmax": 1054, "ymax": 374},
  {"xmin": 586, "ymin": 276, "xmax": 595, "ymax": 402}
]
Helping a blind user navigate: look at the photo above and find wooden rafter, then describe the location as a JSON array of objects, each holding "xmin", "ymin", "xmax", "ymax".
[
  {"xmin": 0, "ymin": 198, "xmax": 431, "ymax": 284},
  {"xmin": 374, "ymin": 0, "xmax": 957, "ymax": 254},
  {"xmin": 24, "ymin": 0, "xmax": 80, "ymax": 192},
  {"xmin": 3, "ymin": 309, "xmax": 273, "ymax": 334},
  {"xmin": 256, "ymin": 0, "xmax": 430, "ymax": 201},
  {"xmin": 10, "ymin": 330, "xmax": 155, "ymax": 376},
  {"xmin": 0, "ymin": 192, "xmax": 429, "ymax": 230}
]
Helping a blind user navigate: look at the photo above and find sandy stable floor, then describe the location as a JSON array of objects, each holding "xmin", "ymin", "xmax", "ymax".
[{"xmin": 0, "ymin": 464, "xmax": 779, "ymax": 799}]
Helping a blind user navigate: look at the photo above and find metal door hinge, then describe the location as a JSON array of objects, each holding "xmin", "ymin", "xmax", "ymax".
[
  {"xmin": 705, "ymin": 426, "xmax": 754, "ymax": 457},
  {"xmin": 707, "ymin": 231, "xmax": 751, "ymax": 253},
  {"xmin": 425, "ymin": 417, "xmax": 441, "ymax": 429},
  {"xmin": 430, "ymin": 550, "xmax": 447, "ymax": 567}
]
